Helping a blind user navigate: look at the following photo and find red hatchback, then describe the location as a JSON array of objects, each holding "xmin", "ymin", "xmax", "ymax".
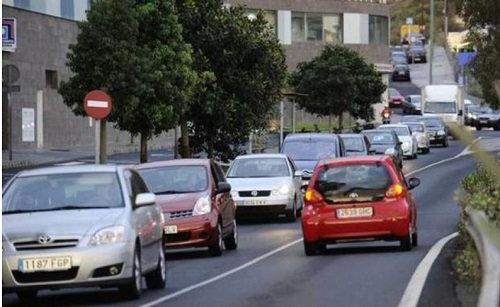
[
  {"xmin": 135, "ymin": 159, "xmax": 237, "ymax": 256},
  {"xmin": 389, "ymin": 87, "xmax": 404, "ymax": 107},
  {"xmin": 301, "ymin": 155, "xmax": 420, "ymax": 256}
]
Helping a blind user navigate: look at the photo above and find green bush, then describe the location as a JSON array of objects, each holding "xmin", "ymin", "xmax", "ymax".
[{"xmin": 452, "ymin": 163, "xmax": 500, "ymax": 284}]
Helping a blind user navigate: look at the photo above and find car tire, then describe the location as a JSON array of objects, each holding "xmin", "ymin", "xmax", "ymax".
[
  {"xmin": 476, "ymin": 126, "xmax": 482, "ymax": 131},
  {"xmin": 145, "ymin": 241, "xmax": 166, "ymax": 290},
  {"xmin": 494, "ymin": 122, "xmax": 500, "ymax": 131},
  {"xmin": 400, "ymin": 229, "xmax": 413, "ymax": 251},
  {"xmin": 304, "ymin": 241, "xmax": 322, "ymax": 256},
  {"xmin": 442, "ymin": 139, "xmax": 448, "ymax": 147},
  {"xmin": 208, "ymin": 222, "xmax": 223, "ymax": 257},
  {"xmin": 16, "ymin": 290, "xmax": 38, "ymax": 301},
  {"xmin": 285, "ymin": 199, "xmax": 297, "ymax": 222},
  {"xmin": 412, "ymin": 230, "xmax": 418, "ymax": 247},
  {"xmin": 223, "ymin": 220, "xmax": 238, "ymax": 250},
  {"xmin": 119, "ymin": 246, "xmax": 142, "ymax": 300}
]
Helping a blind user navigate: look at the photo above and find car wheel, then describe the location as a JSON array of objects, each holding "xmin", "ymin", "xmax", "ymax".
[
  {"xmin": 285, "ymin": 199, "xmax": 297, "ymax": 222},
  {"xmin": 400, "ymin": 227, "xmax": 413, "ymax": 251},
  {"xmin": 442, "ymin": 139, "xmax": 448, "ymax": 147},
  {"xmin": 494, "ymin": 122, "xmax": 500, "ymax": 131},
  {"xmin": 208, "ymin": 222, "xmax": 223, "ymax": 257},
  {"xmin": 476, "ymin": 125, "xmax": 482, "ymax": 131},
  {"xmin": 304, "ymin": 241, "xmax": 322, "ymax": 256},
  {"xmin": 145, "ymin": 241, "xmax": 166, "ymax": 290},
  {"xmin": 223, "ymin": 219, "xmax": 238, "ymax": 250},
  {"xmin": 119, "ymin": 246, "xmax": 142, "ymax": 299},
  {"xmin": 412, "ymin": 229, "xmax": 418, "ymax": 247},
  {"xmin": 16, "ymin": 290, "xmax": 38, "ymax": 301}
]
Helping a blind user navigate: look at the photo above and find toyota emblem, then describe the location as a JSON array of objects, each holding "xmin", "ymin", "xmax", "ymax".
[
  {"xmin": 38, "ymin": 234, "xmax": 52, "ymax": 245},
  {"xmin": 251, "ymin": 190, "xmax": 258, "ymax": 197}
]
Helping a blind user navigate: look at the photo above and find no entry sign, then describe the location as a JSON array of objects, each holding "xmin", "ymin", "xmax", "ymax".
[{"xmin": 84, "ymin": 90, "xmax": 112, "ymax": 120}]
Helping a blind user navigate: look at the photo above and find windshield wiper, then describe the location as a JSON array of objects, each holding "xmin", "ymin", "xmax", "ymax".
[{"xmin": 156, "ymin": 190, "xmax": 189, "ymax": 195}]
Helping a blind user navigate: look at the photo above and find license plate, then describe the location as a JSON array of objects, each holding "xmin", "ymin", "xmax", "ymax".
[
  {"xmin": 18, "ymin": 257, "xmax": 71, "ymax": 273},
  {"xmin": 337, "ymin": 207, "xmax": 373, "ymax": 218},
  {"xmin": 429, "ymin": 136, "xmax": 435, "ymax": 140},
  {"xmin": 244, "ymin": 200, "xmax": 267, "ymax": 206},
  {"xmin": 164, "ymin": 225, "xmax": 178, "ymax": 234},
  {"xmin": 398, "ymin": 71, "xmax": 405, "ymax": 75},
  {"xmin": 480, "ymin": 120, "xmax": 487, "ymax": 124}
]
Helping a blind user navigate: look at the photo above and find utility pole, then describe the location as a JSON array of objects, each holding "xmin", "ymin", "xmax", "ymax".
[
  {"xmin": 444, "ymin": 0, "xmax": 448, "ymax": 43},
  {"xmin": 429, "ymin": 0, "xmax": 434, "ymax": 85}
]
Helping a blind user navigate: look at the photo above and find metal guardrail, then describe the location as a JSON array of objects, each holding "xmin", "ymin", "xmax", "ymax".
[{"xmin": 465, "ymin": 207, "xmax": 500, "ymax": 307}]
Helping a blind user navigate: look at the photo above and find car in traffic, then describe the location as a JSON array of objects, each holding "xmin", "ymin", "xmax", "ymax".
[
  {"xmin": 2, "ymin": 165, "xmax": 166, "ymax": 300},
  {"xmin": 418, "ymin": 116, "xmax": 449, "ymax": 147},
  {"xmin": 377, "ymin": 124, "xmax": 418, "ymax": 159},
  {"xmin": 360, "ymin": 129, "xmax": 403, "ymax": 169},
  {"xmin": 473, "ymin": 107, "xmax": 500, "ymax": 130},
  {"xmin": 406, "ymin": 44, "xmax": 427, "ymax": 63},
  {"xmin": 403, "ymin": 122, "xmax": 431, "ymax": 154},
  {"xmin": 400, "ymin": 115, "xmax": 422, "ymax": 123},
  {"xmin": 225, "ymin": 154, "xmax": 303, "ymax": 222},
  {"xmin": 339, "ymin": 133, "xmax": 374, "ymax": 157},
  {"xmin": 301, "ymin": 155, "xmax": 420, "ymax": 255},
  {"xmin": 280, "ymin": 133, "xmax": 346, "ymax": 187},
  {"xmin": 392, "ymin": 64, "xmax": 411, "ymax": 82},
  {"xmin": 135, "ymin": 159, "xmax": 238, "ymax": 257},
  {"xmin": 402, "ymin": 95, "xmax": 422, "ymax": 114},
  {"xmin": 389, "ymin": 88, "xmax": 404, "ymax": 107},
  {"xmin": 464, "ymin": 104, "xmax": 482, "ymax": 126}
]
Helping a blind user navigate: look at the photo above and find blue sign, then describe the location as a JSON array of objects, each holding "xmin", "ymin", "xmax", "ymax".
[
  {"xmin": 457, "ymin": 52, "xmax": 477, "ymax": 68},
  {"xmin": 2, "ymin": 18, "xmax": 16, "ymax": 52}
]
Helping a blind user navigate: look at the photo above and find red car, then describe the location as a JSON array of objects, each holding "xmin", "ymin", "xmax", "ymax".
[
  {"xmin": 301, "ymin": 155, "xmax": 420, "ymax": 256},
  {"xmin": 135, "ymin": 159, "xmax": 237, "ymax": 256},
  {"xmin": 389, "ymin": 87, "xmax": 404, "ymax": 107}
]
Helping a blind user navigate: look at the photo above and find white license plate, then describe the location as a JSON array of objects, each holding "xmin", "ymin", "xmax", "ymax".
[
  {"xmin": 244, "ymin": 200, "xmax": 267, "ymax": 206},
  {"xmin": 164, "ymin": 225, "xmax": 178, "ymax": 234},
  {"xmin": 337, "ymin": 207, "xmax": 373, "ymax": 218},
  {"xmin": 429, "ymin": 136, "xmax": 435, "ymax": 140},
  {"xmin": 480, "ymin": 120, "xmax": 487, "ymax": 124},
  {"xmin": 398, "ymin": 71, "xmax": 405, "ymax": 75},
  {"xmin": 18, "ymin": 257, "xmax": 72, "ymax": 273}
]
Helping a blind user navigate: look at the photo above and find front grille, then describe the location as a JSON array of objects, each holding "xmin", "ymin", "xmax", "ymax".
[
  {"xmin": 166, "ymin": 232, "xmax": 191, "ymax": 243},
  {"xmin": 165, "ymin": 210, "xmax": 192, "ymax": 220},
  {"xmin": 12, "ymin": 267, "xmax": 79, "ymax": 283},
  {"xmin": 14, "ymin": 239, "xmax": 79, "ymax": 251},
  {"xmin": 239, "ymin": 190, "xmax": 271, "ymax": 197}
]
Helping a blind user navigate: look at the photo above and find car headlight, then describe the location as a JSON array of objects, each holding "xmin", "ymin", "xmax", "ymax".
[
  {"xmin": 90, "ymin": 226, "xmax": 125, "ymax": 246},
  {"xmin": 230, "ymin": 190, "xmax": 239, "ymax": 199},
  {"xmin": 402, "ymin": 141, "xmax": 410, "ymax": 150},
  {"xmin": 272, "ymin": 185, "xmax": 291, "ymax": 196},
  {"xmin": 193, "ymin": 196, "xmax": 211, "ymax": 216},
  {"xmin": 437, "ymin": 130, "xmax": 446, "ymax": 136},
  {"xmin": 385, "ymin": 148, "xmax": 396, "ymax": 155}
]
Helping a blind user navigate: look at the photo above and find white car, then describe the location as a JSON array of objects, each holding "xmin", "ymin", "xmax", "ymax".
[
  {"xmin": 404, "ymin": 122, "xmax": 431, "ymax": 154},
  {"xmin": 377, "ymin": 124, "xmax": 418, "ymax": 159},
  {"xmin": 226, "ymin": 154, "xmax": 303, "ymax": 222}
]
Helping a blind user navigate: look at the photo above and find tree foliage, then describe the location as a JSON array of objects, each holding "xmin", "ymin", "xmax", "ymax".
[
  {"xmin": 455, "ymin": 0, "xmax": 500, "ymax": 108},
  {"xmin": 59, "ymin": 0, "xmax": 197, "ymax": 161},
  {"xmin": 290, "ymin": 45, "xmax": 386, "ymax": 128},
  {"xmin": 175, "ymin": 0, "xmax": 288, "ymax": 161}
]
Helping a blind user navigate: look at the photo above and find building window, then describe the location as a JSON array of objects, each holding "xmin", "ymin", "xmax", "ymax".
[
  {"xmin": 292, "ymin": 12, "xmax": 305, "ymax": 42},
  {"xmin": 323, "ymin": 15, "xmax": 343, "ymax": 44},
  {"xmin": 307, "ymin": 14, "xmax": 323, "ymax": 41},
  {"xmin": 46, "ymin": 70, "xmax": 58, "ymax": 90},
  {"xmin": 14, "ymin": 0, "xmax": 30, "ymax": 9},
  {"xmin": 369, "ymin": 15, "xmax": 388, "ymax": 45},
  {"xmin": 61, "ymin": 0, "xmax": 75, "ymax": 19},
  {"xmin": 245, "ymin": 9, "xmax": 277, "ymax": 35}
]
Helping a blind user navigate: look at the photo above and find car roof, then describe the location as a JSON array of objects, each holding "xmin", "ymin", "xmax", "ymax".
[
  {"xmin": 233, "ymin": 153, "xmax": 288, "ymax": 160},
  {"xmin": 15, "ymin": 164, "xmax": 124, "ymax": 178},
  {"xmin": 361, "ymin": 129, "xmax": 395, "ymax": 134},
  {"xmin": 378, "ymin": 124, "xmax": 409, "ymax": 129},
  {"xmin": 339, "ymin": 133, "xmax": 364, "ymax": 138},
  {"xmin": 134, "ymin": 158, "xmax": 211, "ymax": 169},
  {"xmin": 283, "ymin": 133, "xmax": 340, "ymax": 141},
  {"xmin": 316, "ymin": 155, "xmax": 392, "ymax": 167}
]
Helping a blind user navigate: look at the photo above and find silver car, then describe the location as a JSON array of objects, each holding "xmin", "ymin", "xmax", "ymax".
[
  {"xmin": 404, "ymin": 122, "xmax": 431, "ymax": 154},
  {"xmin": 226, "ymin": 154, "xmax": 303, "ymax": 222},
  {"xmin": 2, "ymin": 165, "xmax": 166, "ymax": 300}
]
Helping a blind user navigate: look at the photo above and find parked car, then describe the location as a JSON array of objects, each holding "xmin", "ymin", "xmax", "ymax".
[
  {"xmin": 389, "ymin": 88, "xmax": 404, "ymax": 107},
  {"xmin": 403, "ymin": 122, "xmax": 431, "ymax": 154},
  {"xmin": 406, "ymin": 44, "xmax": 427, "ymax": 63},
  {"xmin": 135, "ymin": 159, "xmax": 237, "ymax": 257},
  {"xmin": 360, "ymin": 129, "xmax": 404, "ymax": 169},
  {"xmin": 339, "ymin": 133, "xmax": 374, "ymax": 156},
  {"xmin": 377, "ymin": 124, "xmax": 418, "ymax": 159},
  {"xmin": 474, "ymin": 107, "xmax": 500, "ymax": 130},
  {"xmin": 418, "ymin": 116, "xmax": 449, "ymax": 147},
  {"xmin": 392, "ymin": 64, "xmax": 411, "ymax": 82},
  {"xmin": 301, "ymin": 155, "xmax": 420, "ymax": 255},
  {"xmin": 402, "ymin": 95, "xmax": 422, "ymax": 114},
  {"xmin": 280, "ymin": 133, "xmax": 346, "ymax": 187},
  {"xmin": 226, "ymin": 154, "xmax": 302, "ymax": 222},
  {"xmin": 2, "ymin": 165, "xmax": 166, "ymax": 300}
]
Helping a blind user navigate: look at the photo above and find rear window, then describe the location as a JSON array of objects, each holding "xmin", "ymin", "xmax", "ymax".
[
  {"xmin": 281, "ymin": 140, "xmax": 338, "ymax": 160},
  {"xmin": 314, "ymin": 164, "xmax": 393, "ymax": 204},
  {"xmin": 362, "ymin": 132, "xmax": 395, "ymax": 145},
  {"xmin": 379, "ymin": 126, "xmax": 409, "ymax": 136},
  {"xmin": 342, "ymin": 137, "xmax": 365, "ymax": 153},
  {"xmin": 138, "ymin": 165, "xmax": 208, "ymax": 194}
]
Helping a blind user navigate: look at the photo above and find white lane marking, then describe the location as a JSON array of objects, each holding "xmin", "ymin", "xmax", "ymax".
[
  {"xmin": 139, "ymin": 238, "xmax": 304, "ymax": 307},
  {"xmin": 398, "ymin": 232, "xmax": 458, "ymax": 307}
]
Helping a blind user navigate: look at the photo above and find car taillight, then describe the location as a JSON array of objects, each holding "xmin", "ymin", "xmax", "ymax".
[
  {"xmin": 385, "ymin": 183, "xmax": 405, "ymax": 199},
  {"xmin": 304, "ymin": 189, "xmax": 324, "ymax": 206}
]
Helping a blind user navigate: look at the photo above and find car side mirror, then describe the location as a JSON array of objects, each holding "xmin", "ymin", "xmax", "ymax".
[
  {"xmin": 300, "ymin": 184, "xmax": 309, "ymax": 194},
  {"xmin": 135, "ymin": 192, "xmax": 156, "ymax": 207},
  {"xmin": 294, "ymin": 170, "xmax": 303, "ymax": 178},
  {"xmin": 408, "ymin": 177, "xmax": 420, "ymax": 190},
  {"xmin": 216, "ymin": 182, "xmax": 231, "ymax": 194},
  {"xmin": 397, "ymin": 141, "xmax": 403, "ymax": 145}
]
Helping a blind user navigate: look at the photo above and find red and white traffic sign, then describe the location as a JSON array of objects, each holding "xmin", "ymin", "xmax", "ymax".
[{"xmin": 84, "ymin": 90, "xmax": 112, "ymax": 120}]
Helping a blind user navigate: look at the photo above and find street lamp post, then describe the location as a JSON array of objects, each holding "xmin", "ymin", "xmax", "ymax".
[{"xmin": 429, "ymin": 0, "xmax": 434, "ymax": 85}]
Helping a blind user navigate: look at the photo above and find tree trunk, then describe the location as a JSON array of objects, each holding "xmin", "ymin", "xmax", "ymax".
[
  {"xmin": 99, "ymin": 119, "xmax": 107, "ymax": 164},
  {"xmin": 140, "ymin": 132, "xmax": 148, "ymax": 163},
  {"xmin": 180, "ymin": 117, "xmax": 190, "ymax": 158}
]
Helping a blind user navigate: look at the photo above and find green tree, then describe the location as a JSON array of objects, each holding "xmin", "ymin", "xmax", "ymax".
[
  {"xmin": 455, "ymin": 0, "xmax": 500, "ymax": 108},
  {"xmin": 175, "ymin": 0, "xmax": 287, "ymax": 161},
  {"xmin": 291, "ymin": 45, "xmax": 386, "ymax": 130},
  {"xmin": 59, "ymin": 0, "xmax": 197, "ymax": 162}
]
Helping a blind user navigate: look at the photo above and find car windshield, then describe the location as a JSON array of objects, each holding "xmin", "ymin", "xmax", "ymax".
[
  {"xmin": 378, "ymin": 126, "xmax": 410, "ymax": 136},
  {"xmin": 281, "ymin": 140, "xmax": 338, "ymax": 160},
  {"xmin": 408, "ymin": 96, "xmax": 421, "ymax": 104},
  {"xmin": 419, "ymin": 118, "xmax": 444, "ymax": 128},
  {"xmin": 362, "ymin": 132, "xmax": 395, "ymax": 145},
  {"xmin": 406, "ymin": 123, "xmax": 424, "ymax": 132},
  {"xmin": 342, "ymin": 137, "xmax": 366, "ymax": 153},
  {"xmin": 227, "ymin": 157, "xmax": 290, "ymax": 178},
  {"xmin": 2, "ymin": 172, "xmax": 124, "ymax": 214},
  {"xmin": 314, "ymin": 164, "xmax": 393, "ymax": 204},
  {"xmin": 138, "ymin": 165, "xmax": 208, "ymax": 194},
  {"xmin": 424, "ymin": 101, "xmax": 457, "ymax": 114}
]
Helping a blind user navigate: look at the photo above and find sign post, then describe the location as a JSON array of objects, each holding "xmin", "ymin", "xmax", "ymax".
[{"xmin": 83, "ymin": 90, "xmax": 112, "ymax": 164}]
